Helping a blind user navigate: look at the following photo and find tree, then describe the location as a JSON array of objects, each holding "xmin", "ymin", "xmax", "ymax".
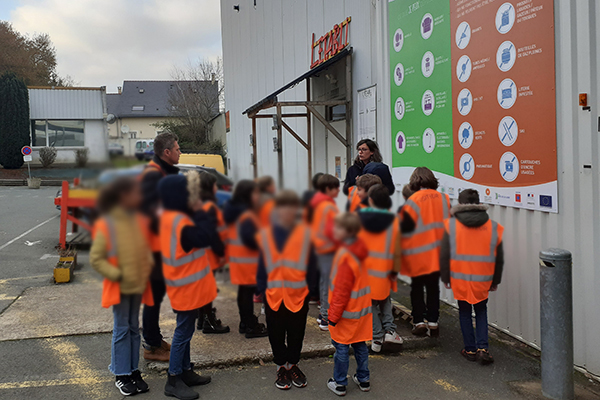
[
  {"xmin": 0, "ymin": 72, "xmax": 30, "ymax": 169},
  {"xmin": 155, "ymin": 58, "xmax": 224, "ymax": 153},
  {"xmin": 0, "ymin": 21, "xmax": 75, "ymax": 86}
]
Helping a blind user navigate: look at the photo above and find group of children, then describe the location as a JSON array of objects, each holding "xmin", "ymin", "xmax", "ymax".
[{"xmin": 91, "ymin": 165, "xmax": 504, "ymax": 399}]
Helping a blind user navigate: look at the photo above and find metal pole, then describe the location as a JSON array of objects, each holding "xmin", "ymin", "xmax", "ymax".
[
  {"xmin": 539, "ymin": 248, "xmax": 574, "ymax": 400},
  {"xmin": 251, "ymin": 117, "xmax": 258, "ymax": 179},
  {"xmin": 306, "ymin": 78, "xmax": 312, "ymax": 189},
  {"xmin": 276, "ymin": 104, "xmax": 284, "ymax": 189}
]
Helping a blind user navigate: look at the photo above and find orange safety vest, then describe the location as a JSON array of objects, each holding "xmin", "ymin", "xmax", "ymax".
[
  {"xmin": 348, "ymin": 186, "xmax": 364, "ymax": 213},
  {"xmin": 310, "ymin": 201, "xmax": 338, "ymax": 254},
  {"xmin": 227, "ymin": 210, "xmax": 260, "ymax": 285},
  {"xmin": 359, "ymin": 217, "xmax": 399, "ymax": 301},
  {"xmin": 93, "ymin": 216, "xmax": 154, "ymax": 309},
  {"xmin": 328, "ymin": 247, "xmax": 373, "ymax": 345},
  {"xmin": 257, "ymin": 224, "xmax": 311, "ymax": 312},
  {"xmin": 138, "ymin": 160, "xmax": 167, "ymax": 253},
  {"xmin": 259, "ymin": 198, "xmax": 275, "ymax": 228},
  {"xmin": 202, "ymin": 201, "xmax": 228, "ymax": 271},
  {"xmin": 400, "ymin": 189, "xmax": 450, "ymax": 277},
  {"xmin": 445, "ymin": 218, "xmax": 503, "ymax": 304},
  {"xmin": 160, "ymin": 210, "xmax": 217, "ymax": 311}
]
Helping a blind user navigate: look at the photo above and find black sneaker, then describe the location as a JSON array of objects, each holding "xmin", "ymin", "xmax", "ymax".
[
  {"xmin": 203, "ymin": 312, "xmax": 230, "ymax": 334},
  {"xmin": 238, "ymin": 322, "xmax": 247, "ymax": 334},
  {"xmin": 477, "ymin": 349, "xmax": 494, "ymax": 365},
  {"xmin": 245, "ymin": 323, "xmax": 268, "ymax": 339},
  {"xmin": 275, "ymin": 367, "xmax": 292, "ymax": 390},
  {"xmin": 352, "ymin": 374, "xmax": 370, "ymax": 392},
  {"xmin": 461, "ymin": 349, "xmax": 477, "ymax": 362},
  {"xmin": 115, "ymin": 375, "xmax": 138, "ymax": 396},
  {"xmin": 327, "ymin": 378, "xmax": 346, "ymax": 396},
  {"xmin": 289, "ymin": 365, "xmax": 307, "ymax": 388},
  {"xmin": 131, "ymin": 370, "xmax": 149, "ymax": 393}
]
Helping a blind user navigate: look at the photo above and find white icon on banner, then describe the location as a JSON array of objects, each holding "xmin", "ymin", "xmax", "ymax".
[
  {"xmin": 500, "ymin": 151, "xmax": 519, "ymax": 182},
  {"xmin": 456, "ymin": 55, "xmax": 472, "ymax": 83},
  {"xmin": 422, "ymin": 128, "xmax": 436, "ymax": 153},
  {"xmin": 422, "ymin": 90, "xmax": 435, "ymax": 116},
  {"xmin": 421, "ymin": 13, "xmax": 433, "ymax": 40},
  {"xmin": 498, "ymin": 116, "xmax": 518, "ymax": 146},
  {"xmin": 422, "ymin": 51, "xmax": 434, "ymax": 78},
  {"xmin": 394, "ymin": 97, "xmax": 405, "ymax": 120},
  {"xmin": 460, "ymin": 153, "xmax": 475, "ymax": 180},
  {"xmin": 455, "ymin": 21, "xmax": 471, "ymax": 49},
  {"xmin": 496, "ymin": 3, "xmax": 515, "ymax": 34},
  {"xmin": 458, "ymin": 122, "xmax": 474, "ymax": 149},
  {"xmin": 496, "ymin": 40, "xmax": 516, "ymax": 72},
  {"xmin": 393, "ymin": 28, "xmax": 404, "ymax": 52},
  {"xmin": 497, "ymin": 78, "xmax": 517, "ymax": 109},
  {"xmin": 395, "ymin": 131, "xmax": 406, "ymax": 154},
  {"xmin": 457, "ymin": 88, "xmax": 472, "ymax": 116},
  {"xmin": 394, "ymin": 63, "xmax": 404, "ymax": 86}
]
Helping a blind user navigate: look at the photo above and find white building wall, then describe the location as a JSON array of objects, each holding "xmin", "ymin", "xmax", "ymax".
[{"xmin": 222, "ymin": 0, "xmax": 600, "ymax": 376}]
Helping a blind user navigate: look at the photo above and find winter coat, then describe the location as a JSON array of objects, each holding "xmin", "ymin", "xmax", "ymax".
[
  {"xmin": 440, "ymin": 204, "xmax": 504, "ymax": 286},
  {"xmin": 363, "ymin": 162, "xmax": 396, "ymax": 195},
  {"xmin": 343, "ymin": 162, "xmax": 365, "ymax": 195}
]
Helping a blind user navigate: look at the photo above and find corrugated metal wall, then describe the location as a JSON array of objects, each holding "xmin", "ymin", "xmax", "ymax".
[
  {"xmin": 29, "ymin": 88, "xmax": 105, "ymax": 120},
  {"xmin": 222, "ymin": 0, "xmax": 600, "ymax": 376}
]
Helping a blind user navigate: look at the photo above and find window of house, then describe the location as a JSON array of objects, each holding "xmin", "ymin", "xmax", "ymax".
[
  {"xmin": 30, "ymin": 120, "xmax": 85, "ymax": 147},
  {"xmin": 132, "ymin": 105, "xmax": 145, "ymax": 111}
]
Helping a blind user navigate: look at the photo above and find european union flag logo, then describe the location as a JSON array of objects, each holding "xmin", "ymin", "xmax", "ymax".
[{"xmin": 540, "ymin": 195, "xmax": 552, "ymax": 208}]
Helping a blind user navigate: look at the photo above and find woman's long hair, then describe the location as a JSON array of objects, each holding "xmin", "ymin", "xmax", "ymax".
[
  {"xmin": 97, "ymin": 177, "xmax": 136, "ymax": 214},
  {"xmin": 199, "ymin": 172, "xmax": 217, "ymax": 203},
  {"xmin": 232, "ymin": 179, "xmax": 257, "ymax": 208},
  {"xmin": 354, "ymin": 139, "xmax": 383, "ymax": 166}
]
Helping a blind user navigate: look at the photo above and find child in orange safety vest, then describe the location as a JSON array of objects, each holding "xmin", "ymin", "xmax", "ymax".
[
  {"xmin": 309, "ymin": 174, "xmax": 341, "ymax": 331},
  {"xmin": 256, "ymin": 190, "xmax": 318, "ymax": 390},
  {"xmin": 346, "ymin": 173, "xmax": 382, "ymax": 213},
  {"xmin": 158, "ymin": 171, "xmax": 220, "ymax": 400},
  {"xmin": 327, "ymin": 213, "xmax": 372, "ymax": 396},
  {"xmin": 440, "ymin": 189, "xmax": 504, "ymax": 365},
  {"xmin": 257, "ymin": 175, "xmax": 277, "ymax": 228},
  {"xmin": 90, "ymin": 177, "xmax": 154, "ymax": 396},
  {"xmin": 223, "ymin": 180, "xmax": 269, "ymax": 339},
  {"xmin": 358, "ymin": 184, "xmax": 403, "ymax": 353},
  {"xmin": 399, "ymin": 167, "xmax": 450, "ymax": 338}
]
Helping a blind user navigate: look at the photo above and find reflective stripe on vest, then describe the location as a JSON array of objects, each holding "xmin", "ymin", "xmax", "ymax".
[
  {"xmin": 228, "ymin": 215, "xmax": 259, "ymax": 264},
  {"xmin": 261, "ymin": 228, "xmax": 311, "ymax": 274},
  {"xmin": 162, "ymin": 214, "xmax": 206, "ymax": 267},
  {"xmin": 368, "ymin": 224, "xmax": 395, "ymax": 260},
  {"xmin": 448, "ymin": 218, "xmax": 498, "ymax": 282},
  {"xmin": 165, "ymin": 267, "xmax": 212, "ymax": 287},
  {"xmin": 342, "ymin": 305, "xmax": 372, "ymax": 320},
  {"xmin": 368, "ymin": 269, "xmax": 389, "ymax": 279},
  {"xmin": 401, "ymin": 195, "xmax": 448, "ymax": 239},
  {"xmin": 267, "ymin": 280, "xmax": 307, "ymax": 289},
  {"xmin": 402, "ymin": 239, "xmax": 442, "ymax": 256},
  {"xmin": 330, "ymin": 248, "xmax": 372, "ymax": 299}
]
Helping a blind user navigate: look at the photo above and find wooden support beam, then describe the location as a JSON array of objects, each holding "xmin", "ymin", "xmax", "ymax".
[
  {"xmin": 281, "ymin": 120, "xmax": 309, "ymax": 150},
  {"xmin": 306, "ymin": 104, "xmax": 348, "ymax": 147},
  {"xmin": 306, "ymin": 78, "xmax": 312, "ymax": 188},
  {"xmin": 276, "ymin": 100, "xmax": 347, "ymax": 107},
  {"xmin": 276, "ymin": 104, "xmax": 284, "ymax": 188},
  {"xmin": 251, "ymin": 117, "xmax": 258, "ymax": 178},
  {"xmin": 345, "ymin": 53, "xmax": 353, "ymax": 170},
  {"xmin": 253, "ymin": 113, "xmax": 308, "ymax": 119}
]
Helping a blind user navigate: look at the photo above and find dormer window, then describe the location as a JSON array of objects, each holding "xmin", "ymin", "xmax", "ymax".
[{"xmin": 132, "ymin": 105, "xmax": 144, "ymax": 111}]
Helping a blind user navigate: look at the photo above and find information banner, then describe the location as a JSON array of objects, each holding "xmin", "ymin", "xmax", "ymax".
[
  {"xmin": 389, "ymin": 0, "xmax": 557, "ymax": 213},
  {"xmin": 357, "ymin": 85, "xmax": 377, "ymax": 142}
]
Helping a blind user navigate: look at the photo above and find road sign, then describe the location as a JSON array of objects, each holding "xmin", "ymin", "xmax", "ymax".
[{"xmin": 21, "ymin": 146, "xmax": 32, "ymax": 156}]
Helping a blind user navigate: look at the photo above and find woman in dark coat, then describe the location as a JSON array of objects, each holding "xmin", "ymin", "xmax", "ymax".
[{"xmin": 343, "ymin": 139, "xmax": 395, "ymax": 195}]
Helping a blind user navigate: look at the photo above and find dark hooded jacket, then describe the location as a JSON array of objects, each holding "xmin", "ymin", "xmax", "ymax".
[
  {"xmin": 223, "ymin": 201, "xmax": 259, "ymax": 251},
  {"xmin": 158, "ymin": 175, "xmax": 219, "ymax": 254},
  {"xmin": 440, "ymin": 203, "xmax": 504, "ymax": 288},
  {"xmin": 363, "ymin": 162, "xmax": 396, "ymax": 195}
]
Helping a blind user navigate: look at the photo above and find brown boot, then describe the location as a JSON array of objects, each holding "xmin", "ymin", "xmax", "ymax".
[
  {"xmin": 161, "ymin": 340, "xmax": 171, "ymax": 351},
  {"xmin": 143, "ymin": 346, "xmax": 170, "ymax": 362},
  {"xmin": 412, "ymin": 322, "xmax": 428, "ymax": 336}
]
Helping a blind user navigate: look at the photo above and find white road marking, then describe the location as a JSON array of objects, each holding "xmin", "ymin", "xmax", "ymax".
[
  {"xmin": 24, "ymin": 240, "xmax": 42, "ymax": 246},
  {"xmin": 40, "ymin": 254, "xmax": 60, "ymax": 260},
  {"xmin": 0, "ymin": 215, "xmax": 58, "ymax": 252},
  {"xmin": 0, "ymin": 294, "xmax": 17, "ymax": 301}
]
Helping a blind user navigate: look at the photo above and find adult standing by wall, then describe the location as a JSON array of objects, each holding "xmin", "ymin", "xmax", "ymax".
[
  {"xmin": 140, "ymin": 132, "xmax": 181, "ymax": 362},
  {"xmin": 343, "ymin": 139, "xmax": 395, "ymax": 196}
]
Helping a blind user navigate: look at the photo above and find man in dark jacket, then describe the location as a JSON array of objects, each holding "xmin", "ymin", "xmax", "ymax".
[{"xmin": 140, "ymin": 132, "xmax": 181, "ymax": 362}]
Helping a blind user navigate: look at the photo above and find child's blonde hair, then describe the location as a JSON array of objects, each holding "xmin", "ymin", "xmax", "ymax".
[{"xmin": 334, "ymin": 212, "xmax": 362, "ymax": 237}]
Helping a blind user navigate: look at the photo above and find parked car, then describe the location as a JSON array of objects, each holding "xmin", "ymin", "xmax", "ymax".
[
  {"xmin": 177, "ymin": 164, "xmax": 234, "ymax": 192},
  {"xmin": 135, "ymin": 140, "xmax": 154, "ymax": 160},
  {"xmin": 108, "ymin": 142, "xmax": 124, "ymax": 156}
]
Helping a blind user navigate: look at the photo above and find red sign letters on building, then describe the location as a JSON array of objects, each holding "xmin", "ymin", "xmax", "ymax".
[{"xmin": 310, "ymin": 17, "xmax": 351, "ymax": 69}]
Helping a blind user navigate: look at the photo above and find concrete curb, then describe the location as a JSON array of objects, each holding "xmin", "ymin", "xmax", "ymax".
[{"xmin": 0, "ymin": 179, "xmax": 65, "ymax": 186}]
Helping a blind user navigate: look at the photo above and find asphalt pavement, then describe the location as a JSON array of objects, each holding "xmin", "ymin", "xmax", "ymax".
[{"xmin": 0, "ymin": 186, "xmax": 599, "ymax": 400}]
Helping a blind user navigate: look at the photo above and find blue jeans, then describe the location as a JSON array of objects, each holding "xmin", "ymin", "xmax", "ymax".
[
  {"xmin": 332, "ymin": 340, "xmax": 370, "ymax": 386},
  {"xmin": 110, "ymin": 294, "xmax": 142, "ymax": 376},
  {"xmin": 169, "ymin": 309, "xmax": 197, "ymax": 376},
  {"xmin": 372, "ymin": 297, "xmax": 397, "ymax": 341},
  {"xmin": 317, "ymin": 253, "xmax": 334, "ymax": 320},
  {"xmin": 458, "ymin": 299, "xmax": 489, "ymax": 352}
]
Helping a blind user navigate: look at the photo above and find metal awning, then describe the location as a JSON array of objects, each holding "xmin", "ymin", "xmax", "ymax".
[{"xmin": 242, "ymin": 47, "xmax": 352, "ymax": 116}]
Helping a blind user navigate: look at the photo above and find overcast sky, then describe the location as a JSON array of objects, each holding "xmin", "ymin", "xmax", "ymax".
[{"xmin": 0, "ymin": 0, "xmax": 222, "ymax": 93}]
